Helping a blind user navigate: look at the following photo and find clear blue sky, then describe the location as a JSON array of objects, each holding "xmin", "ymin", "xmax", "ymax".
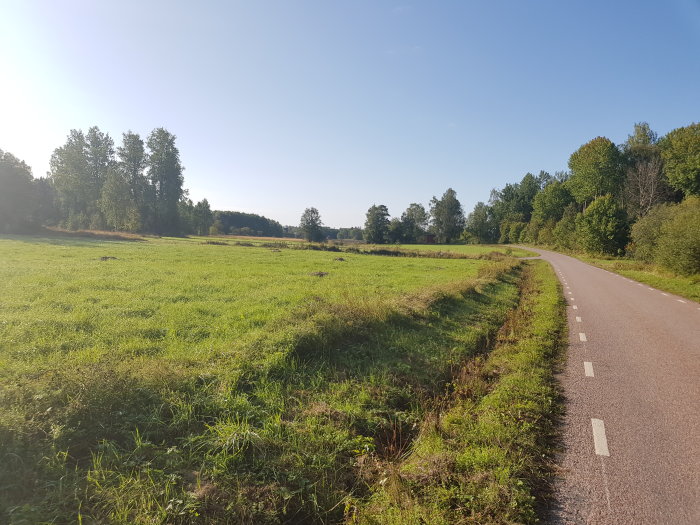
[{"xmin": 1, "ymin": 1, "xmax": 699, "ymax": 227}]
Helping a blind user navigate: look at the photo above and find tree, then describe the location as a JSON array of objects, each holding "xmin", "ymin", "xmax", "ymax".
[
  {"xmin": 146, "ymin": 128, "xmax": 184, "ymax": 234},
  {"xmin": 50, "ymin": 129, "xmax": 92, "ymax": 228},
  {"xmin": 567, "ymin": 137, "xmax": 624, "ymax": 205},
  {"xmin": 85, "ymin": 126, "xmax": 115, "ymax": 202},
  {"xmin": 364, "ymin": 204, "xmax": 390, "ymax": 244},
  {"xmin": 630, "ymin": 203, "xmax": 675, "ymax": 262},
  {"xmin": 0, "ymin": 149, "xmax": 36, "ymax": 232},
  {"xmin": 553, "ymin": 203, "xmax": 579, "ymax": 250},
  {"xmin": 117, "ymin": 131, "xmax": 150, "ymax": 229},
  {"xmin": 100, "ymin": 168, "xmax": 140, "ymax": 231},
  {"xmin": 430, "ymin": 188, "xmax": 464, "ymax": 243},
  {"xmin": 532, "ymin": 180, "xmax": 573, "ymax": 222},
  {"xmin": 464, "ymin": 202, "xmax": 498, "ymax": 243},
  {"xmin": 337, "ymin": 227, "xmax": 363, "ymax": 240},
  {"xmin": 575, "ymin": 195, "xmax": 628, "ymax": 255},
  {"xmin": 655, "ymin": 196, "xmax": 700, "ymax": 275},
  {"xmin": 621, "ymin": 122, "xmax": 673, "ymax": 219},
  {"xmin": 299, "ymin": 207, "xmax": 324, "ymax": 241},
  {"xmin": 193, "ymin": 199, "xmax": 214, "ymax": 235},
  {"xmin": 400, "ymin": 203, "xmax": 429, "ymax": 243},
  {"xmin": 387, "ymin": 217, "xmax": 405, "ymax": 243},
  {"xmin": 659, "ymin": 123, "xmax": 700, "ymax": 196}
]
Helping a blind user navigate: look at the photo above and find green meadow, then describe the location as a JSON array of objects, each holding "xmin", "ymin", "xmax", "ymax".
[{"xmin": 0, "ymin": 235, "xmax": 558, "ymax": 524}]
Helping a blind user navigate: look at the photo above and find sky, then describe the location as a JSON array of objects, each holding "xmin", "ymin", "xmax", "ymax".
[{"xmin": 1, "ymin": 1, "xmax": 699, "ymax": 228}]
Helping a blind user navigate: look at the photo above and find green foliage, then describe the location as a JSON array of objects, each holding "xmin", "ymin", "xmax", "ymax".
[
  {"xmin": 146, "ymin": 128, "xmax": 184, "ymax": 235},
  {"xmin": 567, "ymin": 136, "xmax": 624, "ymax": 204},
  {"xmin": 655, "ymin": 196, "xmax": 700, "ymax": 275},
  {"xmin": 48, "ymin": 126, "xmax": 191, "ymax": 235},
  {"xmin": 364, "ymin": 204, "xmax": 390, "ymax": 243},
  {"xmin": 498, "ymin": 220, "xmax": 526, "ymax": 244},
  {"xmin": 337, "ymin": 226, "xmax": 364, "ymax": 240},
  {"xmin": 659, "ymin": 123, "xmax": 700, "ymax": 196},
  {"xmin": 536, "ymin": 220, "xmax": 556, "ymax": 245},
  {"xmin": 532, "ymin": 180, "xmax": 573, "ymax": 222},
  {"xmin": 578, "ymin": 256, "xmax": 700, "ymax": 302},
  {"xmin": 399, "ymin": 203, "xmax": 429, "ymax": 243},
  {"xmin": 192, "ymin": 199, "xmax": 214, "ymax": 236},
  {"xmin": 0, "ymin": 149, "xmax": 36, "ymax": 232},
  {"xmin": 464, "ymin": 201, "xmax": 498, "ymax": 243},
  {"xmin": 629, "ymin": 203, "xmax": 675, "ymax": 262},
  {"xmin": 100, "ymin": 168, "xmax": 141, "ymax": 232},
  {"xmin": 356, "ymin": 262, "xmax": 565, "ymax": 524},
  {"xmin": 299, "ymin": 207, "xmax": 324, "ymax": 241},
  {"xmin": 214, "ymin": 210, "xmax": 285, "ymax": 237},
  {"xmin": 490, "ymin": 172, "xmax": 550, "ymax": 227},
  {"xmin": 575, "ymin": 195, "xmax": 628, "ymax": 255},
  {"xmin": 621, "ymin": 123, "xmax": 673, "ymax": 219},
  {"xmin": 117, "ymin": 131, "xmax": 151, "ymax": 230},
  {"xmin": 552, "ymin": 203, "xmax": 579, "ymax": 250},
  {"xmin": 429, "ymin": 188, "xmax": 465, "ymax": 243}
]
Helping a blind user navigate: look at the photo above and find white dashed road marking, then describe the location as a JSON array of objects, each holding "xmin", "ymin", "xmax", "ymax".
[
  {"xmin": 576, "ymin": 316, "xmax": 582, "ymax": 322},
  {"xmin": 677, "ymin": 299, "xmax": 686, "ymax": 304},
  {"xmin": 573, "ymin": 305, "xmax": 578, "ymax": 310},
  {"xmin": 662, "ymin": 293, "xmax": 669, "ymax": 296},
  {"xmin": 584, "ymin": 361, "xmax": 594, "ymax": 377},
  {"xmin": 592, "ymin": 419, "xmax": 610, "ymax": 456},
  {"xmin": 579, "ymin": 333, "xmax": 587, "ymax": 342}
]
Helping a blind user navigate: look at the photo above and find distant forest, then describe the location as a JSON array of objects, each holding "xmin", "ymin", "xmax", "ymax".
[
  {"xmin": 2, "ymin": 122, "xmax": 700, "ymax": 274},
  {"xmin": 1, "ymin": 126, "xmax": 301, "ymax": 238},
  {"xmin": 459, "ymin": 122, "xmax": 700, "ymax": 275}
]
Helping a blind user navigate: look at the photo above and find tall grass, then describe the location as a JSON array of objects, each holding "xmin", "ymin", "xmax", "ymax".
[
  {"xmin": 0, "ymin": 235, "xmax": 524, "ymax": 523},
  {"xmin": 353, "ymin": 260, "xmax": 566, "ymax": 524}
]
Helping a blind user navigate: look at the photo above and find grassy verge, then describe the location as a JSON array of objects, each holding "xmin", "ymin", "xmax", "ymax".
[
  {"xmin": 1, "ymin": 235, "xmax": 527, "ymax": 524},
  {"xmin": 353, "ymin": 260, "xmax": 566, "ymax": 524},
  {"xmin": 577, "ymin": 256, "xmax": 700, "ymax": 302}
]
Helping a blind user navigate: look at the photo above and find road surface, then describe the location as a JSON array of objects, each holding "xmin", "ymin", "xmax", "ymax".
[{"xmin": 523, "ymin": 248, "xmax": 700, "ymax": 524}]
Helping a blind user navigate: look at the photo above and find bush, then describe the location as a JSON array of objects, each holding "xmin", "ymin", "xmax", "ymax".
[
  {"xmin": 630, "ymin": 203, "xmax": 675, "ymax": 262},
  {"xmin": 553, "ymin": 203, "xmax": 578, "ymax": 249},
  {"xmin": 575, "ymin": 195, "xmax": 629, "ymax": 255},
  {"xmin": 655, "ymin": 196, "xmax": 700, "ymax": 275}
]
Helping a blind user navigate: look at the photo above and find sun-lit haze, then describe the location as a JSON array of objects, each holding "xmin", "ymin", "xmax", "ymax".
[{"xmin": 1, "ymin": 0, "xmax": 699, "ymax": 227}]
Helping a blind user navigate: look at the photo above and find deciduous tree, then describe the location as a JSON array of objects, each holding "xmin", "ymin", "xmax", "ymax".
[
  {"xmin": 0, "ymin": 149, "xmax": 36, "ymax": 232},
  {"xmin": 430, "ymin": 188, "xmax": 464, "ymax": 243},
  {"xmin": 567, "ymin": 137, "xmax": 624, "ymax": 205},
  {"xmin": 146, "ymin": 128, "xmax": 184, "ymax": 234},
  {"xmin": 659, "ymin": 123, "xmax": 700, "ymax": 196},
  {"xmin": 300, "ymin": 207, "xmax": 324, "ymax": 241},
  {"xmin": 364, "ymin": 204, "xmax": 390, "ymax": 244},
  {"xmin": 574, "ymin": 195, "xmax": 628, "ymax": 255}
]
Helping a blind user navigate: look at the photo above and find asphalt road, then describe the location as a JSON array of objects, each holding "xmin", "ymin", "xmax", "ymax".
[{"xmin": 524, "ymin": 248, "xmax": 700, "ymax": 524}]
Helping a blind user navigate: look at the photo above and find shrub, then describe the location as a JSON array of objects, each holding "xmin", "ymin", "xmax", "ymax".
[
  {"xmin": 655, "ymin": 196, "xmax": 700, "ymax": 275},
  {"xmin": 553, "ymin": 203, "xmax": 578, "ymax": 249},
  {"xmin": 629, "ymin": 203, "xmax": 675, "ymax": 262},
  {"xmin": 575, "ymin": 195, "xmax": 629, "ymax": 255}
]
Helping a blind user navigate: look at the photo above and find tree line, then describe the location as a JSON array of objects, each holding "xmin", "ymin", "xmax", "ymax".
[
  {"xmin": 299, "ymin": 187, "xmax": 466, "ymax": 244},
  {"xmin": 1, "ymin": 126, "xmax": 216, "ymax": 236},
  {"xmin": 462, "ymin": 122, "xmax": 700, "ymax": 275}
]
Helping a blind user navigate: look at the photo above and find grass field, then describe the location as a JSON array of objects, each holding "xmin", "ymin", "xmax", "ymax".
[{"xmin": 0, "ymin": 234, "xmax": 555, "ymax": 524}]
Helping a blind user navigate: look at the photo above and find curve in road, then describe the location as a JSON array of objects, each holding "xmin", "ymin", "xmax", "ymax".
[{"xmin": 522, "ymin": 248, "xmax": 700, "ymax": 524}]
